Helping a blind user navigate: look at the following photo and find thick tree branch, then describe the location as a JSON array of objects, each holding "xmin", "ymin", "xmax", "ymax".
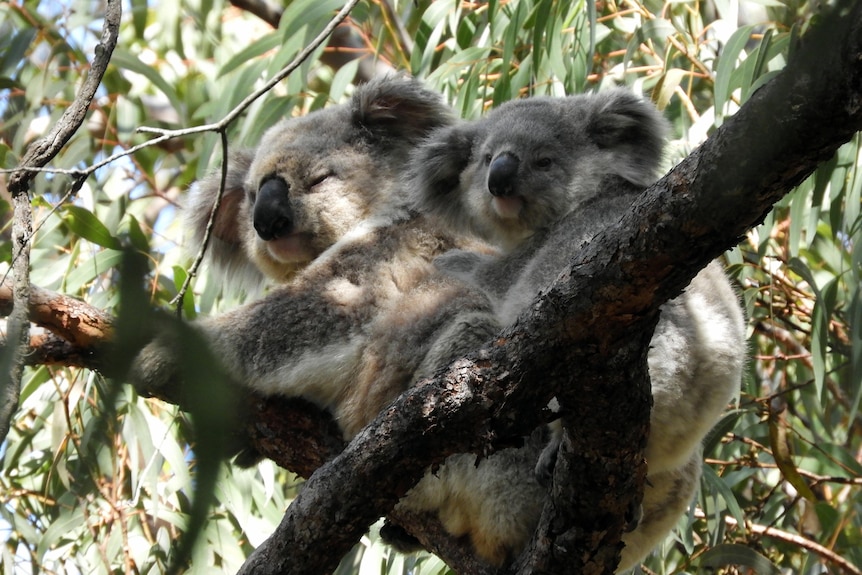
[
  {"xmin": 237, "ymin": 4, "xmax": 862, "ymax": 574},
  {"xmin": 4, "ymin": 3, "xmax": 861, "ymax": 574},
  {"xmin": 0, "ymin": 279, "xmax": 115, "ymax": 350},
  {"xmin": 229, "ymin": 0, "xmax": 282, "ymax": 27},
  {"xmin": 1, "ymin": 0, "xmax": 121, "ymax": 446}
]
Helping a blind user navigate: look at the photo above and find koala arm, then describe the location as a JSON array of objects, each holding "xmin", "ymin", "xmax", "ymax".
[
  {"xmin": 128, "ymin": 305, "xmax": 251, "ymax": 403},
  {"xmin": 644, "ymin": 261, "xmax": 746, "ymax": 474}
]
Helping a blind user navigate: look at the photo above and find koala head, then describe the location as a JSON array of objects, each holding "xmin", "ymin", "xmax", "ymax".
[
  {"xmin": 184, "ymin": 75, "xmax": 454, "ymax": 286},
  {"xmin": 409, "ymin": 89, "xmax": 668, "ymax": 250}
]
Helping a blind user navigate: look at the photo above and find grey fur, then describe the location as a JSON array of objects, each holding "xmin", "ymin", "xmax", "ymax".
[
  {"xmin": 183, "ymin": 75, "xmax": 459, "ymax": 289},
  {"xmin": 409, "ymin": 89, "xmax": 667, "ymax": 251},
  {"xmin": 410, "ymin": 89, "xmax": 747, "ymax": 571},
  {"xmin": 131, "ymin": 76, "xmax": 548, "ymax": 567},
  {"xmin": 183, "ymin": 150, "xmax": 263, "ymax": 289}
]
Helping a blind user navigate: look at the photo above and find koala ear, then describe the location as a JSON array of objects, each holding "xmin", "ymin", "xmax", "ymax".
[
  {"xmin": 407, "ymin": 122, "xmax": 481, "ymax": 231},
  {"xmin": 585, "ymin": 89, "xmax": 669, "ymax": 187},
  {"xmin": 351, "ymin": 75, "xmax": 455, "ymax": 143},
  {"xmin": 183, "ymin": 150, "xmax": 264, "ymax": 285}
]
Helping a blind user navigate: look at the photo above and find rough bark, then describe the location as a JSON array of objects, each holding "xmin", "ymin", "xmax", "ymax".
[
  {"xmin": 236, "ymin": 4, "xmax": 862, "ymax": 574},
  {"xmin": 2, "ymin": 2, "xmax": 861, "ymax": 574}
]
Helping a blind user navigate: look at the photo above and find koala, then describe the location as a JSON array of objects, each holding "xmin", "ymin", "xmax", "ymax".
[
  {"xmin": 182, "ymin": 79, "xmax": 466, "ymax": 288},
  {"xmin": 409, "ymin": 89, "xmax": 747, "ymax": 571},
  {"xmin": 131, "ymin": 76, "xmax": 549, "ymax": 568}
]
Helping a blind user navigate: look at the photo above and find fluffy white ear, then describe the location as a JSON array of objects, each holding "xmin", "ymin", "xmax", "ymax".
[
  {"xmin": 183, "ymin": 150, "xmax": 266, "ymax": 289},
  {"xmin": 407, "ymin": 121, "xmax": 484, "ymax": 233},
  {"xmin": 585, "ymin": 89, "xmax": 669, "ymax": 187}
]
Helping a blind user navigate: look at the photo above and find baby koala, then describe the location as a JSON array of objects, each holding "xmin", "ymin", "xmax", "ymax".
[{"xmin": 409, "ymin": 89, "xmax": 747, "ymax": 571}]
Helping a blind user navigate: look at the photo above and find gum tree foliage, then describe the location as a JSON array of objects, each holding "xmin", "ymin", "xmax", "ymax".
[{"xmin": 1, "ymin": 0, "xmax": 861, "ymax": 574}]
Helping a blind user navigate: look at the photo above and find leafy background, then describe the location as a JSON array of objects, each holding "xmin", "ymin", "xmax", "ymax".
[{"xmin": 1, "ymin": 0, "xmax": 860, "ymax": 573}]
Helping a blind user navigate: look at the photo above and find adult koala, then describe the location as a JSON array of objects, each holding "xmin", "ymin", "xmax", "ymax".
[
  {"xmin": 132, "ymin": 76, "xmax": 548, "ymax": 568},
  {"xmin": 409, "ymin": 89, "xmax": 747, "ymax": 570}
]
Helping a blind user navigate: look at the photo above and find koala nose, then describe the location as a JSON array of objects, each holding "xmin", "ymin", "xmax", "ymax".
[
  {"xmin": 253, "ymin": 177, "xmax": 294, "ymax": 241},
  {"xmin": 487, "ymin": 152, "xmax": 519, "ymax": 197}
]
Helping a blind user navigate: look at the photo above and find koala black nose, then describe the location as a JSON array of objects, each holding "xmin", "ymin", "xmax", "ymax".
[
  {"xmin": 487, "ymin": 152, "xmax": 519, "ymax": 197},
  {"xmin": 253, "ymin": 177, "xmax": 294, "ymax": 241}
]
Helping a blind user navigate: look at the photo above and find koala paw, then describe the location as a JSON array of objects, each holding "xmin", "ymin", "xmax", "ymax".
[
  {"xmin": 379, "ymin": 520, "xmax": 423, "ymax": 554},
  {"xmin": 625, "ymin": 502, "xmax": 643, "ymax": 532}
]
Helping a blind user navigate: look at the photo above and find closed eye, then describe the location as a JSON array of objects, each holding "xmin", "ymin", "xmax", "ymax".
[{"xmin": 309, "ymin": 173, "xmax": 335, "ymax": 188}]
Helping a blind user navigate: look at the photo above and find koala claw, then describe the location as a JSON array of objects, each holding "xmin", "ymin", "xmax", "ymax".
[{"xmin": 534, "ymin": 432, "xmax": 561, "ymax": 487}]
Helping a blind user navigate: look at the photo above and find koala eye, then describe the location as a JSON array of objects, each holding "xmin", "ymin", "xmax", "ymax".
[
  {"xmin": 483, "ymin": 153, "xmax": 493, "ymax": 165},
  {"xmin": 309, "ymin": 173, "xmax": 334, "ymax": 189},
  {"xmin": 535, "ymin": 157, "xmax": 553, "ymax": 169}
]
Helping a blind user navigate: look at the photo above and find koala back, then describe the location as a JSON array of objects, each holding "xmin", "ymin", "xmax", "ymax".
[{"xmin": 183, "ymin": 75, "xmax": 456, "ymax": 289}]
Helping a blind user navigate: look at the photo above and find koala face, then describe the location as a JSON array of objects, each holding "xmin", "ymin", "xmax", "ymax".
[
  {"xmin": 184, "ymin": 75, "xmax": 455, "ymax": 286},
  {"xmin": 240, "ymin": 116, "xmax": 393, "ymax": 282},
  {"xmin": 410, "ymin": 89, "xmax": 668, "ymax": 250}
]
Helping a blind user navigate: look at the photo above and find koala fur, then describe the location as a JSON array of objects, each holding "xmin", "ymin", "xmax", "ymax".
[
  {"xmin": 182, "ymin": 79, "xmax": 461, "ymax": 288},
  {"xmin": 132, "ymin": 76, "xmax": 548, "ymax": 567},
  {"xmin": 409, "ymin": 89, "xmax": 747, "ymax": 571}
]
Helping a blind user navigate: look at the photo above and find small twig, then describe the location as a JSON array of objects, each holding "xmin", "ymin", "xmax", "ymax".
[
  {"xmin": 170, "ymin": 130, "xmax": 230, "ymax": 311},
  {"xmin": 1, "ymin": 0, "xmax": 121, "ymax": 447},
  {"xmin": 377, "ymin": 0, "xmax": 413, "ymax": 65},
  {"xmin": 702, "ymin": 511, "xmax": 862, "ymax": 575}
]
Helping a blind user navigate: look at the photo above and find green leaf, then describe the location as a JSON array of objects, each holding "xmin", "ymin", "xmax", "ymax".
[
  {"xmin": 63, "ymin": 249, "xmax": 125, "ymax": 293},
  {"xmin": 701, "ymin": 465, "xmax": 746, "ymax": 528},
  {"xmin": 36, "ymin": 507, "xmax": 85, "ymax": 562},
  {"xmin": 121, "ymin": 214, "xmax": 151, "ymax": 253},
  {"xmin": 172, "ymin": 265, "xmax": 197, "ymax": 320},
  {"xmin": 219, "ymin": 32, "xmax": 281, "ymax": 78},
  {"xmin": 62, "ymin": 205, "xmax": 122, "ymax": 250},
  {"xmin": 110, "ymin": 49, "xmax": 183, "ymax": 122},
  {"xmin": 130, "ymin": 0, "xmax": 148, "ymax": 40},
  {"xmin": 714, "ymin": 25, "xmax": 755, "ymax": 125}
]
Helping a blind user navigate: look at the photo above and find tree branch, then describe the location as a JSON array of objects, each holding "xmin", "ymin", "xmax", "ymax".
[
  {"xmin": 4, "ymin": 3, "xmax": 862, "ymax": 574},
  {"xmin": 237, "ymin": 3, "xmax": 862, "ymax": 573},
  {"xmin": 1, "ymin": 0, "xmax": 121, "ymax": 446},
  {"xmin": 229, "ymin": 0, "xmax": 282, "ymax": 27},
  {"xmin": 0, "ymin": 276, "xmax": 485, "ymax": 569}
]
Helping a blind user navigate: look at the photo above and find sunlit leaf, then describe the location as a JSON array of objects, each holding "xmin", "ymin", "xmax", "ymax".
[{"xmin": 61, "ymin": 205, "xmax": 122, "ymax": 250}]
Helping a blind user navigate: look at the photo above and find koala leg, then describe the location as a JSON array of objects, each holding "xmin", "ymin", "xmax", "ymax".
[
  {"xmin": 396, "ymin": 428, "xmax": 548, "ymax": 567},
  {"xmin": 646, "ymin": 262, "xmax": 745, "ymax": 474},
  {"xmin": 414, "ymin": 310, "xmax": 500, "ymax": 379},
  {"xmin": 618, "ymin": 448, "xmax": 702, "ymax": 571}
]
